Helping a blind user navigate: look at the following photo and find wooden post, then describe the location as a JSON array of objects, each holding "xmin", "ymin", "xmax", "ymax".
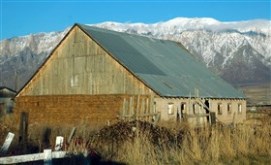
[
  {"xmin": 122, "ymin": 98, "xmax": 126, "ymax": 120},
  {"xmin": 44, "ymin": 149, "xmax": 52, "ymax": 165},
  {"xmin": 129, "ymin": 97, "xmax": 133, "ymax": 120},
  {"xmin": 0, "ymin": 132, "xmax": 15, "ymax": 155},
  {"xmin": 55, "ymin": 136, "xmax": 64, "ymax": 151},
  {"xmin": 210, "ymin": 112, "xmax": 216, "ymax": 125},
  {"xmin": 42, "ymin": 128, "xmax": 51, "ymax": 149},
  {"xmin": 209, "ymin": 113, "xmax": 212, "ymax": 125},
  {"xmin": 67, "ymin": 127, "xmax": 76, "ymax": 144},
  {"xmin": 189, "ymin": 93, "xmax": 191, "ymax": 115},
  {"xmin": 19, "ymin": 112, "xmax": 28, "ymax": 153},
  {"xmin": 150, "ymin": 95, "xmax": 154, "ymax": 122},
  {"xmin": 136, "ymin": 95, "xmax": 140, "ymax": 120},
  {"xmin": 140, "ymin": 99, "xmax": 145, "ymax": 120},
  {"xmin": 145, "ymin": 98, "xmax": 149, "ymax": 116}
]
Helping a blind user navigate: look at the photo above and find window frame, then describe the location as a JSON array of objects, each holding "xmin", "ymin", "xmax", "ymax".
[
  {"xmin": 192, "ymin": 103, "xmax": 197, "ymax": 114},
  {"xmin": 227, "ymin": 103, "xmax": 232, "ymax": 115},
  {"xmin": 238, "ymin": 104, "xmax": 242, "ymax": 114},
  {"xmin": 168, "ymin": 103, "xmax": 174, "ymax": 115},
  {"xmin": 217, "ymin": 103, "xmax": 223, "ymax": 115}
]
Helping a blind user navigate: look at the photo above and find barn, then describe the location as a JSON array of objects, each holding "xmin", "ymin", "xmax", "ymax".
[
  {"xmin": 13, "ymin": 24, "xmax": 246, "ymax": 127},
  {"xmin": 0, "ymin": 87, "xmax": 16, "ymax": 117}
]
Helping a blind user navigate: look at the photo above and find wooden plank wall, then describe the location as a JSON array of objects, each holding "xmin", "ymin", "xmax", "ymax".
[
  {"xmin": 119, "ymin": 95, "xmax": 159, "ymax": 122},
  {"xmin": 13, "ymin": 95, "xmax": 151, "ymax": 128},
  {"xmin": 20, "ymin": 26, "xmax": 154, "ymax": 96}
]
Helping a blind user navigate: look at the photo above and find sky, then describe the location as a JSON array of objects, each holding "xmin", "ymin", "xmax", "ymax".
[{"xmin": 0, "ymin": 0, "xmax": 270, "ymax": 40}]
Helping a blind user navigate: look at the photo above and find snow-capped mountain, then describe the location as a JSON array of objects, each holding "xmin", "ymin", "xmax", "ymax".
[
  {"xmin": 90, "ymin": 18, "xmax": 271, "ymax": 86},
  {"xmin": 0, "ymin": 29, "xmax": 69, "ymax": 90},
  {"xmin": 0, "ymin": 17, "xmax": 270, "ymax": 91}
]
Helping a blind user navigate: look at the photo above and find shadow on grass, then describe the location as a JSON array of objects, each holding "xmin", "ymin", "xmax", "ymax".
[
  {"xmin": 53, "ymin": 153, "xmax": 127, "ymax": 165},
  {"xmin": 12, "ymin": 153, "xmax": 126, "ymax": 165}
]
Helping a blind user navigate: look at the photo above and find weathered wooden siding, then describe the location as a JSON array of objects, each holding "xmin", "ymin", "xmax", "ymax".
[
  {"xmin": 13, "ymin": 95, "xmax": 150, "ymax": 127},
  {"xmin": 19, "ymin": 26, "xmax": 154, "ymax": 96}
]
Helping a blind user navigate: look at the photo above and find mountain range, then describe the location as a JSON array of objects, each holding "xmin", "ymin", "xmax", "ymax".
[{"xmin": 0, "ymin": 17, "xmax": 270, "ymax": 96}]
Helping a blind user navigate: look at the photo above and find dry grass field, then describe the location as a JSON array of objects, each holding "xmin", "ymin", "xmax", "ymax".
[{"xmin": 1, "ymin": 110, "xmax": 271, "ymax": 164}]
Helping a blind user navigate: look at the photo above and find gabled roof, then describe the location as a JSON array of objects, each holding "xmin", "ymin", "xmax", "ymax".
[
  {"xmin": 77, "ymin": 24, "xmax": 244, "ymax": 99},
  {"xmin": 0, "ymin": 86, "xmax": 17, "ymax": 97}
]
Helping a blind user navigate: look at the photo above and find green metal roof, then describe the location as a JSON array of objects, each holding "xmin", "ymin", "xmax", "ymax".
[{"xmin": 78, "ymin": 24, "xmax": 245, "ymax": 99}]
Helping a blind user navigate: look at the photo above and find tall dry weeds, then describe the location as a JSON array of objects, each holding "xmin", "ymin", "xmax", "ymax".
[{"xmin": 1, "ymin": 114, "xmax": 271, "ymax": 164}]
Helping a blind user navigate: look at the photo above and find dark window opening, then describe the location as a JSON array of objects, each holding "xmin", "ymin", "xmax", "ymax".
[
  {"xmin": 218, "ymin": 103, "xmax": 222, "ymax": 115},
  {"xmin": 227, "ymin": 103, "xmax": 232, "ymax": 115}
]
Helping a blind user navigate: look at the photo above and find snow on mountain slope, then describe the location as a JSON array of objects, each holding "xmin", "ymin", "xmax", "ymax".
[
  {"xmin": 94, "ymin": 17, "xmax": 270, "ymax": 34},
  {"xmin": 93, "ymin": 18, "xmax": 270, "ymax": 65},
  {"xmin": 0, "ymin": 17, "xmax": 270, "ymax": 91},
  {"xmin": 93, "ymin": 17, "xmax": 271, "ymax": 85},
  {"xmin": 0, "ymin": 29, "xmax": 69, "ymax": 64}
]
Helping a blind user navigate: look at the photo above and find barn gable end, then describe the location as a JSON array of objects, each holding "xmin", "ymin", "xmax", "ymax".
[{"xmin": 18, "ymin": 26, "xmax": 155, "ymax": 96}]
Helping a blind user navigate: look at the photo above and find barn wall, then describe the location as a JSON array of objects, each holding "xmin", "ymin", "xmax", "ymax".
[
  {"xmin": 19, "ymin": 26, "xmax": 154, "ymax": 96},
  {"xmin": 154, "ymin": 98, "xmax": 208, "ymax": 126},
  {"xmin": 0, "ymin": 98, "xmax": 14, "ymax": 115},
  {"xmin": 154, "ymin": 98, "xmax": 246, "ymax": 125},
  {"xmin": 13, "ymin": 95, "xmax": 246, "ymax": 128},
  {"xmin": 13, "ymin": 95, "xmax": 150, "ymax": 128},
  {"xmin": 209, "ymin": 99, "xmax": 246, "ymax": 123}
]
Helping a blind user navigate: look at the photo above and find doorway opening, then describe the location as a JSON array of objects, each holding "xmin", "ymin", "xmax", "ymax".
[
  {"xmin": 204, "ymin": 100, "xmax": 210, "ymax": 123},
  {"xmin": 177, "ymin": 102, "xmax": 186, "ymax": 122}
]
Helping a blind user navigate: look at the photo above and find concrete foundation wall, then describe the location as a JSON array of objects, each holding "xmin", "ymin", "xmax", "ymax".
[
  {"xmin": 154, "ymin": 97, "xmax": 246, "ymax": 125},
  {"xmin": 210, "ymin": 99, "xmax": 246, "ymax": 123}
]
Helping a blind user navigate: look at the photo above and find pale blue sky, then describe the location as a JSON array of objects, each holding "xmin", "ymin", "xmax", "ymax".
[{"xmin": 0, "ymin": 0, "xmax": 270, "ymax": 40}]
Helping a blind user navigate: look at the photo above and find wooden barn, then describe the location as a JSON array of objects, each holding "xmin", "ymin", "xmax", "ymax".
[
  {"xmin": 14, "ymin": 24, "xmax": 246, "ymax": 127},
  {"xmin": 0, "ymin": 86, "xmax": 16, "ymax": 117}
]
